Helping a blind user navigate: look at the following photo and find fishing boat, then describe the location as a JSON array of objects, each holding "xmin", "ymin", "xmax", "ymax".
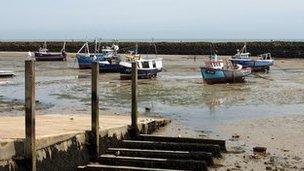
[
  {"xmin": 119, "ymin": 59, "xmax": 163, "ymax": 80},
  {"xmin": 201, "ymin": 53, "xmax": 251, "ymax": 84},
  {"xmin": 34, "ymin": 42, "xmax": 67, "ymax": 61},
  {"xmin": 0, "ymin": 71, "xmax": 15, "ymax": 78},
  {"xmin": 76, "ymin": 41, "xmax": 121, "ymax": 72},
  {"xmin": 229, "ymin": 44, "xmax": 274, "ymax": 71},
  {"xmin": 119, "ymin": 48, "xmax": 163, "ymax": 80}
]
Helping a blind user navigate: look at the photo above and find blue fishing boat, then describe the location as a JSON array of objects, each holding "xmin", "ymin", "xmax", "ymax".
[
  {"xmin": 201, "ymin": 54, "xmax": 251, "ymax": 84},
  {"xmin": 76, "ymin": 42, "xmax": 121, "ymax": 72},
  {"xmin": 229, "ymin": 44, "xmax": 274, "ymax": 71}
]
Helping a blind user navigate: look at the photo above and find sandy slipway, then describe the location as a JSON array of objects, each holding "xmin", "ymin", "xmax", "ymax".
[
  {"xmin": 217, "ymin": 115, "xmax": 304, "ymax": 170},
  {"xmin": 0, "ymin": 114, "xmax": 170, "ymax": 170}
]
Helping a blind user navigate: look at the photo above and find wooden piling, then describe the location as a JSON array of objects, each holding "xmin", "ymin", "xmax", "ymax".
[
  {"xmin": 91, "ymin": 61, "xmax": 99, "ymax": 158},
  {"xmin": 131, "ymin": 62, "xmax": 139, "ymax": 137},
  {"xmin": 25, "ymin": 60, "xmax": 36, "ymax": 171}
]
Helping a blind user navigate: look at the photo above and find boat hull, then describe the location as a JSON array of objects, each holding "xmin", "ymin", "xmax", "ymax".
[
  {"xmin": 120, "ymin": 65, "xmax": 159, "ymax": 80},
  {"xmin": 0, "ymin": 71, "xmax": 15, "ymax": 78},
  {"xmin": 201, "ymin": 67, "xmax": 248, "ymax": 84},
  {"xmin": 77, "ymin": 54, "xmax": 96, "ymax": 69},
  {"xmin": 77, "ymin": 54, "xmax": 121, "ymax": 72},
  {"xmin": 34, "ymin": 52, "xmax": 66, "ymax": 61},
  {"xmin": 230, "ymin": 59, "xmax": 274, "ymax": 71},
  {"xmin": 99, "ymin": 62, "xmax": 121, "ymax": 73}
]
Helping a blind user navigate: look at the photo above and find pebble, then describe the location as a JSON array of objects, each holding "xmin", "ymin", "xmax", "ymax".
[
  {"xmin": 266, "ymin": 166, "xmax": 272, "ymax": 170},
  {"xmin": 292, "ymin": 156, "xmax": 301, "ymax": 161},
  {"xmin": 230, "ymin": 133, "xmax": 240, "ymax": 141}
]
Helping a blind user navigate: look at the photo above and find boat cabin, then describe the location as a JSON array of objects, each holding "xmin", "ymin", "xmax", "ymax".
[
  {"xmin": 258, "ymin": 53, "xmax": 272, "ymax": 60},
  {"xmin": 233, "ymin": 51, "xmax": 250, "ymax": 59},
  {"xmin": 135, "ymin": 59, "xmax": 162, "ymax": 70},
  {"xmin": 205, "ymin": 54, "xmax": 224, "ymax": 69},
  {"xmin": 209, "ymin": 54, "xmax": 221, "ymax": 61},
  {"xmin": 120, "ymin": 58, "xmax": 163, "ymax": 71},
  {"xmin": 101, "ymin": 48, "xmax": 115, "ymax": 58},
  {"xmin": 232, "ymin": 44, "xmax": 250, "ymax": 59},
  {"xmin": 205, "ymin": 61, "xmax": 223, "ymax": 70}
]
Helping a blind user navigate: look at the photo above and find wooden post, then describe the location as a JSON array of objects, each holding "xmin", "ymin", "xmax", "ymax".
[
  {"xmin": 131, "ymin": 62, "xmax": 139, "ymax": 137},
  {"xmin": 25, "ymin": 60, "xmax": 36, "ymax": 171},
  {"xmin": 91, "ymin": 61, "xmax": 99, "ymax": 158}
]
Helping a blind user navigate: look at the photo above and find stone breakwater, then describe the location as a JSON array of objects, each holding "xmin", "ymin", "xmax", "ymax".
[{"xmin": 0, "ymin": 41, "xmax": 304, "ymax": 58}]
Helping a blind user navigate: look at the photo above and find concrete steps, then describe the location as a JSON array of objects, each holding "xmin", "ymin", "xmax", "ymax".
[
  {"xmin": 78, "ymin": 164, "xmax": 187, "ymax": 171},
  {"xmin": 78, "ymin": 135, "xmax": 226, "ymax": 171},
  {"xmin": 137, "ymin": 134, "xmax": 226, "ymax": 151},
  {"xmin": 98, "ymin": 154, "xmax": 207, "ymax": 170},
  {"xmin": 118, "ymin": 140, "xmax": 222, "ymax": 157},
  {"xmin": 106, "ymin": 148, "xmax": 214, "ymax": 166}
]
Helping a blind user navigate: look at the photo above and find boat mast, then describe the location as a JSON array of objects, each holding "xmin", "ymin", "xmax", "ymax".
[
  {"xmin": 86, "ymin": 42, "xmax": 90, "ymax": 54},
  {"xmin": 152, "ymin": 38, "xmax": 158, "ymax": 58},
  {"xmin": 61, "ymin": 42, "xmax": 66, "ymax": 52},
  {"xmin": 94, "ymin": 38, "xmax": 98, "ymax": 54},
  {"xmin": 97, "ymin": 38, "xmax": 102, "ymax": 53},
  {"xmin": 43, "ymin": 41, "xmax": 47, "ymax": 49},
  {"xmin": 135, "ymin": 44, "xmax": 138, "ymax": 55},
  {"xmin": 242, "ymin": 42, "xmax": 247, "ymax": 53}
]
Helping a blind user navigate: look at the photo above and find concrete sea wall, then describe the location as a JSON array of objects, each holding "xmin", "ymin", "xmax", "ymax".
[
  {"xmin": 0, "ymin": 41, "xmax": 304, "ymax": 58},
  {"xmin": 0, "ymin": 119, "xmax": 169, "ymax": 171}
]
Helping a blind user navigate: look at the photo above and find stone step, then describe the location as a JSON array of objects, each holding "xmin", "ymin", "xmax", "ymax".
[
  {"xmin": 78, "ymin": 164, "xmax": 187, "ymax": 171},
  {"xmin": 107, "ymin": 148, "xmax": 214, "ymax": 166},
  {"xmin": 116, "ymin": 140, "xmax": 221, "ymax": 157},
  {"xmin": 98, "ymin": 154, "xmax": 208, "ymax": 171},
  {"xmin": 137, "ymin": 134, "xmax": 226, "ymax": 151}
]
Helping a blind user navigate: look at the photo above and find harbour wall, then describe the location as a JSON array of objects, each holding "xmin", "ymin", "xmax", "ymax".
[
  {"xmin": 0, "ymin": 41, "xmax": 304, "ymax": 58},
  {"xmin": 0, "ymin": 119, "xmax": 170, "ymax": 171}
]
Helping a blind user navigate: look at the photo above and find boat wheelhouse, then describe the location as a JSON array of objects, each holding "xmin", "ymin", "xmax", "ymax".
[{"xmin": 119, "ymin": 58, "xmax": 163, "ymax": 80}]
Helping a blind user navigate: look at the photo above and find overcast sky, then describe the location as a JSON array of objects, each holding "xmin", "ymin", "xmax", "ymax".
[{"xmin": 0, "ymin": 0, "xmax": 303, "ymax": 40}]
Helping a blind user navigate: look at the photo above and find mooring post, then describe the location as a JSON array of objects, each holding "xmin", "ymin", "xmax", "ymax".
[
  {"xmin": 131, "ymin": 62, "xmax": 139, "ymax": 137},
  {"xmin": 25, "ymin": 60, "xmax": 36, "ymax": 171},
  {"xmin": 91, "ymin": 61, "xmax": 99, "ymax": 158}
]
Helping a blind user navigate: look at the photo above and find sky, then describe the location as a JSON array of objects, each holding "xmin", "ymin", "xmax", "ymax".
[{"xmin": 0, "ymin": 0, "xmax": 303, "ymax": 40}]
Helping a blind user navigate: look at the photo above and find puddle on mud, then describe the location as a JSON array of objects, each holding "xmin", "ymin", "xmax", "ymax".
[{"xmin": 1, "ymin": 54, "xmax": 304, "ymax": 136}]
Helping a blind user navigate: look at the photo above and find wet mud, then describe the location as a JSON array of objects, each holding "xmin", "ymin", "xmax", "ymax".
[{"xmin": 0, "ymin": 52, "xmax": 304, "ymax": 136}]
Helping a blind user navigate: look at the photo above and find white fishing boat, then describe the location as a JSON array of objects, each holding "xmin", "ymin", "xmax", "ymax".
[{"xmin": 119, "ymin": 45, "xmax": 163, "ymax": 79}]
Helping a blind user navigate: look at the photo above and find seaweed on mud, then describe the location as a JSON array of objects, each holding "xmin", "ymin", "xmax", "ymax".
[
  {"xmin": 0, "ymin": 98, "xmax": 54, "ymax": 113},
  {"xmin": 50, "ymin": 93, "xmax": 79, "ymax": 100}
]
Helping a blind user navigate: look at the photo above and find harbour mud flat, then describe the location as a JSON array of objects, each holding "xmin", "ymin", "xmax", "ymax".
[
  {"xmin": 0, "ymin": 52, "xmax": 304, "ymax": 170},
  {"xmin": 217, "ymin": 115, "xmax": 304, "ymax": 170},
  {"xmin": 1, "ymin": 52, "xmax": 304, "ymax": 132}
]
